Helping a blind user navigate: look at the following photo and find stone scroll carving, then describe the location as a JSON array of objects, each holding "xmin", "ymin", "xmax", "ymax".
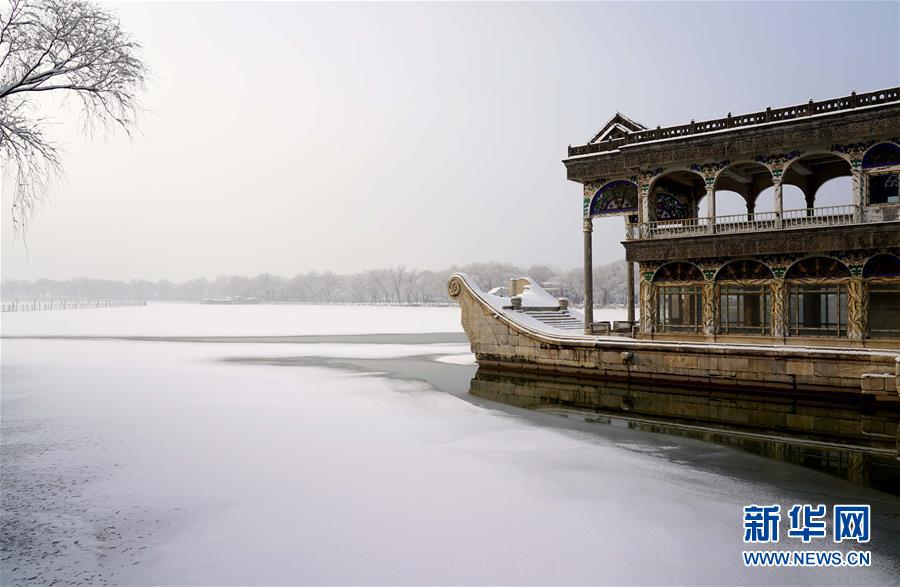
[{"xmin": 447, "ymin": 275, "xmax": 463, "ymax": 299}]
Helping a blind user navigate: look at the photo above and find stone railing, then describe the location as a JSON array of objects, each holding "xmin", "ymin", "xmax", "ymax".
[
  {"xmin": 568, "ymin": 87, "xmax": 900, "ymax": 157},
  {"xmin": 635, "ymin": 205, "xmax": 858, "ymax": 240}
]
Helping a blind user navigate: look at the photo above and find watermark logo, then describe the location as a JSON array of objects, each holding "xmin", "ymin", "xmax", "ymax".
[
  {"xmin": 787, "ymin": 504, "xmax": 827, "ymax": 542},
  {"xmin": 833, "ymin": 505, "xmax": 870, "ymax": 543},
  {"xmin": 742, "ymin": 504, "xmax": 871, "ymax": 567},
  {"xmin": 743, "ymin": 504, "xmax": 781, "ymax": 544}
]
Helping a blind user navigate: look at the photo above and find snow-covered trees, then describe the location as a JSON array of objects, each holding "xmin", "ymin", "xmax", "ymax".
[
  {"xmin": 1, "ymin": 260, "xmax": 636, "ymax": 306},
  {"xmin": 0, "ymin": 0, "xmax": 147, "ymax": 229}
]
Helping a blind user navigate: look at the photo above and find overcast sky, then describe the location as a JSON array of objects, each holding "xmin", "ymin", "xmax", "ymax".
[{"xmin": 2, "ymin": 1, "xmax": 898, "ymax": 281}]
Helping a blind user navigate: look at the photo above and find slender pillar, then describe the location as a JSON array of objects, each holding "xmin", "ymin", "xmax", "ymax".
[
  {"xmin": 773, "ymin": 180, "xmax": 783, "ymax": 228},
  {"xmin": 639, "ymin": 190, "xmax": 650, "ymax": 238},
  {"xmin": 583, "ymin": 218, "xmax": 594, "ymax": 333},
  {"xmin": 626, "ymin": 261, "xmax": 635, "ymax": 323},
  {"xmin": 851, "ymin": 169, "xmax": 863, "ymax": 223},
  {"xmin": 706, "ymin": 185, "xmax": 716, "ymax": 234}
]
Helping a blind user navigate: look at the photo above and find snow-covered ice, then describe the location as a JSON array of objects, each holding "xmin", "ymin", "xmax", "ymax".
[
  {"xmin": 2, "ymin": 305, "xmax": 898, "ymax": 585},
  {"xmin": 1, "ymin": 302, "xmax": 465, "ymax": 337}
]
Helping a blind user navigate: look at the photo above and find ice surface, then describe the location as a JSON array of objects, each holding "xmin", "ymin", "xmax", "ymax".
[
  {"xmin": 434, "ymin": 353, "xmax": 477, "ymax": 365},
  {"xmin": 2, "ymin": 306, "xmax": 898, "ymax": 585},
  {"xmin": 1, "ymin": 303, "xmax": 465, "ymax": 337}
]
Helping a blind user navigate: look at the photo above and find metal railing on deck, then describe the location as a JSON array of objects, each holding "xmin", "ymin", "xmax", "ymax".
[{"xmin": 636, "ymin": 205, "xmax": 858, "ymax": 240}]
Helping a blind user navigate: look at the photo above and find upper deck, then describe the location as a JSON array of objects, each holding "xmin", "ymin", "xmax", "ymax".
[{"xmin": 564, "ymin": 87, "xmax": 900, "ymax": 247}]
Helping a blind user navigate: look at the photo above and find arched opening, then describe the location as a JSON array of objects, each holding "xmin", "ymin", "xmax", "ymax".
[
  {"xmin": 813, "ymin": 176, "xmax": 853, "ymax": 207},
  {"xmin": 708, "ymin": 190, "xmax": 747, "ymax": 217},
  {"xmin": 862, "ymin": 143, "xmax": 900, "ymax": 205},
  {"xmin": 653, "ymin": 262, "xmax": 703, "ymax": 333},
  {"xmin": 782, "ymin": 153, "xmax": 852, "ymax": 212},
  {"xmin": 649, "ymin": 171, "xmax": 705, "ymax": 222},
  {"xmin": 712, "ymin": 162, "xmax": 774, "ymax": 219},
  {"xmin": 782, "ymin": 184, "xmax": 807, "ymax": 210},
  {"xmin": 752, "ymin": 186, "xmax": 776, "ymax": 213},
  {"xmin": 715, "ymin": 260, "xmax": 774, "ymax": 335},
  {"xmin": 863, "ymin": 253, "xmax": 900, "ymax": 339},
  {"xmin": 785, "ymin": 257, "xmax": 851, "ymax": 337}
]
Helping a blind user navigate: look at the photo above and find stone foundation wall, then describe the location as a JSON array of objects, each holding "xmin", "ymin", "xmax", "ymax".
[{"xmin": 449, "ymin": 274, "xmax": 900, "ymax": 396}]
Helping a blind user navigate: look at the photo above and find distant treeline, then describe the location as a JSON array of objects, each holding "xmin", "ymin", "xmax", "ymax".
[{"xmin": 1, "ymin": 260, "xmax": 633, "ymax": 307}]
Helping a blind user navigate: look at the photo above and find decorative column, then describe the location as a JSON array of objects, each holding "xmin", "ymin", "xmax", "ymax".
[
  {"xmin": 832, "ymin": 142, "xmax": 873, "ymax": 223},
  {"xmin": 702, "ymin": 281, "xmax": 717, "ymax": 336},
  {"xmin": 626, "ymin": 261, "xmax": 635, "ymax": 323},
  {"xmin": 637, "ymin": 186, "xmax": 651, "ymax": 239},
  {"xmin": 706, "ymin": 185, "xmax": 716, "ymax": 234},
  {"xmin": 770, "ymin": 280, "xmax": 786, "ymax": 338},
  {"xmin": 847, "ymin": 278, "xmax": 868, "ymax": 340},
  {"xmin": 583, "ymin": 218, "xmax": 594, "ymax": 333},
  {"xmin": 773, "ymin": 180, "xmax": 783, "ymax": 229},
  {"xmin": 689, "ymin": 161, "xmax": 728, "ymax": 232},
  {"xmin": 851, "ymin": 169, "xmax": 863, "ymax": 223},
  {"xmin": 637, "ymin": 168, "xmax": 662, "ymax": 238},
  {"xmin": 639, "ymin": 276, "xmax": 655, "ymax": 334}
]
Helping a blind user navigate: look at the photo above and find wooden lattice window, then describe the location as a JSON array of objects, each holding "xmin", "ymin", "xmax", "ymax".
[
  {"xmin": 787, "ymin": 284, "xmax": 847, "ymax": 337},
  {"xmin": 656, "ymin": 286, "xmax": 702, "ymax": 333},
  {"xmin": 869, "ymin": 283, "xmax": 900, "ymax": 339},
  {"xmin": 863, "ymin": 143, "xmax": 900, "ymax": 205},
  {"xmin": 719, "ymin": 285, "xmax": 771, "ymax": 335}
]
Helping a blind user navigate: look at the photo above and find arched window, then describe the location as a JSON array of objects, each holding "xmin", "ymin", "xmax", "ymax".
[
  {"xmin": 863, "ymin": 253, "xmax": 900, "ymax": 277},
  {"xmin": 655, "ymin": 191, "xmax": 691, "ymax": 220},
  {"xmin": 784, "ymin": 257, "xmax": 851, "ymax": 279},
  {"xmin": 590, "ymin": 180, "xmax": 638, "ymax": 216},
  {"xmin": 716, "ymin": 260, "xmax": 774, "ymax": 281},
  {"xmin": 863, "ymin": 143, "xmax": 900, "ymax": 205},
  {"xmin": 864, "ymin": 254, "xmax": 900, "ymax": 339},
  {"xmin": 653, "ymin": 262, "xmax": 703, "ymax": 282},
  {"xmin": 653, "ymin": 262, "xmax": 703, "ymax": 333},
  {"xmin": 785, "ymin": 257, "xmax": 850, "ymax": 337},
  {"xmin": 715, "ymin": 261, "xmax": 774, "ymax": 335},
  {"xmin": 862, "ymin": 143, "xmax": 900, "ymax": 169}
]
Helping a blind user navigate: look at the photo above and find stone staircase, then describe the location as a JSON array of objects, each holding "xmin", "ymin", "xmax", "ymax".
[{"xmin": 518, "ymin": 308, "xmax": 584, "ymax": 332}]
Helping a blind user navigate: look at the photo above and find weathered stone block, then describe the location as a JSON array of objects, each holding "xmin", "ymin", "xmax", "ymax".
[
  {"xmin": 719, "ymin": 357, "xmax": 751, "ymax": 372},
  {"xmin": 786, "ymin": 361, "xmax": 814, "ymax": 376}
]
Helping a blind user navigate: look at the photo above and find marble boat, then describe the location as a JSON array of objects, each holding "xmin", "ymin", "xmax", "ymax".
[{"xmin": 450, "ymin": 88, "xmax": 900, "ymax": 398}]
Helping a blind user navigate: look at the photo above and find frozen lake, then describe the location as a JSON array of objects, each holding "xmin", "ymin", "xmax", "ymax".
[{"xmin": 2, "ymin": 304, "xmax": 899, "ymax": 585}]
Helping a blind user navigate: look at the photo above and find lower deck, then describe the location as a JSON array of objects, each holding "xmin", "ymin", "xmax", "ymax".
[{"xmin": 449, "ymin": 273, "xmax": 900, "ymax": 397}]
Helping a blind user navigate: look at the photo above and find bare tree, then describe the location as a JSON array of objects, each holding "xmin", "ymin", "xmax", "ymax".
[{"xmin": 0, "ymin": 0, "xmax": 147, "ymax": 230}]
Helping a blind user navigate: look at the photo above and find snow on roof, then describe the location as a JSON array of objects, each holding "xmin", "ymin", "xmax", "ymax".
[{"xmin": 589, "ymin": 112, "xmax": 648, "ymax": 144}]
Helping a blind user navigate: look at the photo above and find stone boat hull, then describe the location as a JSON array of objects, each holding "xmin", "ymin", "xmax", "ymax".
[{"xmin": 448, "ymin": 273, "xmax": 900, "ymax": 398}]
